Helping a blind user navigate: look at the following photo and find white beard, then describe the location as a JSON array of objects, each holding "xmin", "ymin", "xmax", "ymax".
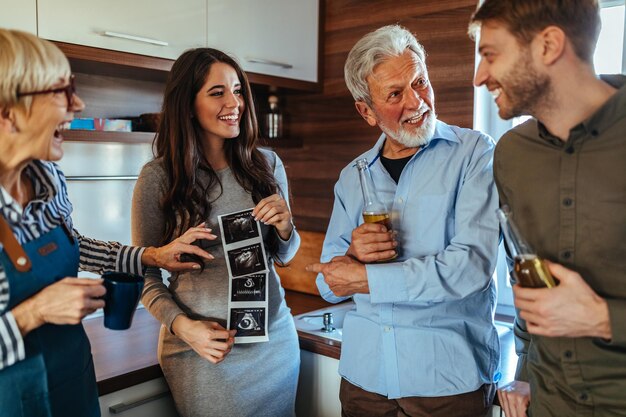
[{"xmin": 379, "ymin": 112, "xmax": 437, "ymax": 148}]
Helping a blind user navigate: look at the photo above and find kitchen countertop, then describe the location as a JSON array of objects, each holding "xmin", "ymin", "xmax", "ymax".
[
  {"xmin": 84, "ymin": 290, "xmax": 336, "ymax": 395},
  {"xmin": 84, "ymin": 290, "xmax": 517, "ymax": 396}
]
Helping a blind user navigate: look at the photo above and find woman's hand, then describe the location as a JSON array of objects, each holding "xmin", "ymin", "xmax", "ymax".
[
  {"xmin": 142, "ymin": 223, "xmax": 217, "ymax": 272},
  {"xmin": 252, "ymin": 194, "xmax": 293, "ymax": 240},
  {"xmin": 13, "ymin": 278, "xmax": 106, "ymax": 336},
  {"xmin": 172, "ymin": 315, "xmax": 236, "ymax": 364}
]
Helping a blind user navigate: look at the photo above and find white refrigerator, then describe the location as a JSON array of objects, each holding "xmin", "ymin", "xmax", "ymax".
[{"xmin": 56, "ymin": 140, "xmax": 154, "ymax": 278}]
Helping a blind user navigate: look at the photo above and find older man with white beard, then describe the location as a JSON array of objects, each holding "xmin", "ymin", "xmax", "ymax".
[{"xmin": 307, "ymin": 25, "xmax": 501, "ymax": 417}]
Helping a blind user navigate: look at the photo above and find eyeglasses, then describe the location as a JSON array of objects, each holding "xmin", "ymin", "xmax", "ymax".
[{"xmin": 17, "ymin": 75, "xmax": 76, "ymax": 108}]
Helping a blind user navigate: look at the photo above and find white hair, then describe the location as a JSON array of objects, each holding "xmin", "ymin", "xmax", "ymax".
[{"xmin": 344, "ymin": 25, "xmax": 426, "ymax": 104}]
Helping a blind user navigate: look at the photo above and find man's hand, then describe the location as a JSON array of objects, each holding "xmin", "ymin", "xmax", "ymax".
[
  {"xmin": 142, "ymin": 223, "xmax": 216, "ymax": 272},
  {"xmin": 306, "ymin": 256, "xmax": 369, "ymax": 296},
  {"xmin": 513, "ymin": 261, "xmax": 611, "ymax": 339},
  {"xmin": 346, "ymin": 223, "xmax": 396, "ymax": 263},
  {"xmin": 497, "ymin": 380, "xmax": 530, "ymax": 417}
]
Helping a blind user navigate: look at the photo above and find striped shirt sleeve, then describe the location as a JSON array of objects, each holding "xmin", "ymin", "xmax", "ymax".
[
  {"xmin": 75, "ymin": 230, "xmax": 145, "ymax": 276},
  {"xmin": 0, "ymin": 264, "xmax": 8, "ymax": 314},
  {"xmin": 0, "ymin": 264, "xmax": 25, "ymax": 371}
]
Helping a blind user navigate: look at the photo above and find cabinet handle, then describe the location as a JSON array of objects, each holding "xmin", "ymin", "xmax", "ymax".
[
  {"xmin": 108, "ymin": 389, "xmax": 170, "ymax": 414},
  {"xmin": 245, "ymin": 57, "xmax": 293, "ymax": 69},
  {"xmin": 101, "ymin": 31, "xmax": 169, "ymax": 47},
  {"xmin": 66, "ymin": 176, "xmax": 138, "ymax": 181}
]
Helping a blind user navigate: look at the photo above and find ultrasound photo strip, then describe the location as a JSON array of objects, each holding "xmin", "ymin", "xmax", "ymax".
[{"xmin": 218, "ymin": 208, "xmax": 270, "ymax": 344}]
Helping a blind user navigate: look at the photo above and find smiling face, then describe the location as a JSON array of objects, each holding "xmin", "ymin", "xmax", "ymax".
[
  {"xmin": 356, "ymin": 49, "xmax": 437, "ymax": 148},
  {"xmin": 11, "ymin": 75, "xmax": 85, "ymax": 162},
  {"xmin": 474, "ymin": 22, "xmax": 551, "ymax": 120},
  {"xmin": 193, "ymin": 62, "xmax": 245, "ymax": 142}
]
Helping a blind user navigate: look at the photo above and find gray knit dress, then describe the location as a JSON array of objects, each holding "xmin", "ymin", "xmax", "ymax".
[{"xmin": 131, "ymin": 150, "xmax": 300, "ymax": 417}]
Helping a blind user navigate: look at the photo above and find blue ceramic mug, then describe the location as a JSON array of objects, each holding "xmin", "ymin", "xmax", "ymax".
[{"xmin": 102, "ymin": 272, "xmax": 144, "ymax": 330}]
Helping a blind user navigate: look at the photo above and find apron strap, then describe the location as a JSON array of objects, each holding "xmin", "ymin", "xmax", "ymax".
[{"xmin": 0, "ymin": 215, "xmax": 32, "ymax": 272}]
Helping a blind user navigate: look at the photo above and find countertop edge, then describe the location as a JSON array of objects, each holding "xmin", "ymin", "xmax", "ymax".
[{"xmin": 89, "ymin": 290, "xmax": 337, "ymax": 395}]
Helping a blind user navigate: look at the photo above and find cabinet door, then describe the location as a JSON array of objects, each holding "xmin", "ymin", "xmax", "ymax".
[
  {"xmin": 296, "ymin": 350, "xmax": 341, "ymax": 417},
  {"xmin": 37, "ymin": 0, "xmax": 206, "ymax": 60},
  {"xmin": 0, "ymin": 0, "xmax": 36, "ymax": 33},
  {"xmin": 207, "ymin": 0, "xmax": 319, "ymax": 83},
  {"xmin": 99, "ymin": 377, "xmax": 178, "ymax": 417}
]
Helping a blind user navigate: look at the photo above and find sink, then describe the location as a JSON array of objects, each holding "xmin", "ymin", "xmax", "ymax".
[
  {"xmin": 294, "ymin": 301, "xmax": 513, "ymax": 343},
  {"xmin": 293, "ymin": 301, "xmax": 355, "ymax": 342}
]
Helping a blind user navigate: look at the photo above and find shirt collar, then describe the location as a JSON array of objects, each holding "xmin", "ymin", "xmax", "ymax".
[
  {"xmin": 0, "ymin": 160, "xmax": 57, "ymax": 218},
  {"xmin": 537, "ymin": 74, "xmax": 626, "ymax": 144}
]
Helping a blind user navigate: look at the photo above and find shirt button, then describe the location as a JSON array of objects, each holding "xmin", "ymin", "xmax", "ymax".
[
  {"xmin": 563, "ymin": 197, "xmax": 573, "ymax": 207},
  {"xmin": 579, "ymin": 392, "xmax": 589, "ymax": 401},
  {"xmin": 562, "ymin": 251, "xmax": 572, "ymax": 260},
  {"xmin": 397, "ymin": 198, "xmax": 404, "ymax": 204},
  {"xmin": 591, "ymin": 129, "xmax": 599, "ymax": 137},
  {"xmin": 383, "ymin": 326, "xmax": 392, "ymax": 333},
  {"xmin": 565, "ymin": 146, "xmax": 575, "ymax": 154},
  {"xmin": 564, "ymin": 350, "xmax": 573, "ymax": 359}
]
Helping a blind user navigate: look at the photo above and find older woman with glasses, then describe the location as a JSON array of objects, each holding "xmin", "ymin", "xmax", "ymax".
[{"xmin": 0, "ymin": 29, "xmax": 214, "ymax": 417}]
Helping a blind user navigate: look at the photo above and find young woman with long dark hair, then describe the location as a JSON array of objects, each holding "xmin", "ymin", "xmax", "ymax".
[{"xmin": 131, "ymin": 48, "xmax": 301, "ymax": 417}]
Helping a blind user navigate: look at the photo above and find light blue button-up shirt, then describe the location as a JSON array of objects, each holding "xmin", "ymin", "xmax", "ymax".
[{"xmin": 317, "ymin": 121, "xmax": 501, "ymax": 399}]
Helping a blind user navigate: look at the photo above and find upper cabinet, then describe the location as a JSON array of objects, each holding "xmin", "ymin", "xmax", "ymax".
[
  {"xmin": 206, "ymin": 0, "xmax": 320, "ymax": 85},
  {"xmin": 0, "ymin": 0, "xmax": 37, "ymax": 33},
  {"xmin": 37, "ymin": 0, "xmax": 206, "ymax": 60},
  {"xmin": 31, "ymin": 0, "xmax": 320, "ymax": 90}
]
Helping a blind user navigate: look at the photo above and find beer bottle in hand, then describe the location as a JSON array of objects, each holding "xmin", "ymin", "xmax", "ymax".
[
  {"xmin": 356, "ymin": 158, "xmax": 397, "ymax": 261},
  {"xmin": 496, "ymin": 206, "xmax": 556, "ymax": 288}
]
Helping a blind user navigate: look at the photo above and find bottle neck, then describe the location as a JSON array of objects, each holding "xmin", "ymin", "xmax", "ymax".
[{"xmin": 357, "ymin": 162, "xmax": 386, "ymax": 214}]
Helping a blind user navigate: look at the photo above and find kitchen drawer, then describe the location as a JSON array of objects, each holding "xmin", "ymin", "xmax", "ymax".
[
  {"xmin": 99, "ymin": 377, "xmax": 178, "ymax": 417},
  {"xmin": 38, "ymin": 0, "xmax": 206, "ymax": 60}
]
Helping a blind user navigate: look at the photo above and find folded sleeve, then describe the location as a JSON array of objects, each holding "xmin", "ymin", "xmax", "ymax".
[
  {"xmin": 272, "ymin": 153, "xmax": 300, "ymax": 262},
  {"xmin": 367, "ymin": 136, "xmax": 499, "ymax": 304},
  {"xmin": 316, "ymin": 180, "xmax": 355, "ymax": 304}
]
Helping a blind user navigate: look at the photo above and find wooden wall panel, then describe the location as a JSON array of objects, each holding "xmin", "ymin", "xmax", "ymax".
[
  {"xmin": 276, "ymin": 0, "xmax": 478, "ymax": 233},
  {"xmin": 276, "ymin": 231, "xmax": 326, "ymax": 295}
]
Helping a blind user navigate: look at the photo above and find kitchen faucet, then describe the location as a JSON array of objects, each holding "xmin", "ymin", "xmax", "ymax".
[{"xmin": 299, "ymin": 312, "xmax": 336, "ymax": 333}]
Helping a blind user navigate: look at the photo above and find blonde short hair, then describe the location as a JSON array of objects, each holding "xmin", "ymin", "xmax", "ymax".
[{"xmin": 0, "ymin": 29, "xmax": 70, "ymax": 110}]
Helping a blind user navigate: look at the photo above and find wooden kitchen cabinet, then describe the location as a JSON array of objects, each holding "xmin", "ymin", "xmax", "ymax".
[
  {"xmin": 99, "ymin": 377, "xmax": 178, "ymax": 417},
  {"xmin": 0, "ymin": 0, "xmax": 36, "ymax": 33},
  {"xmin": 207, "ymin": 0, "xmax": 320, "ymax": 86},
  {"xmin": 37, "ymin": 0, "xmax": 206, "ymax": 60}
]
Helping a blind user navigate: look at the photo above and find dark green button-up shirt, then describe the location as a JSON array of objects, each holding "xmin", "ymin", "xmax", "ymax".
[{"xmin": 494, "ymin": 75, "xmax": 626, "ymax": 416}]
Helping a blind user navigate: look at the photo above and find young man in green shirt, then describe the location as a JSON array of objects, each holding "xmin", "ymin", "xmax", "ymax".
[{"xmin": 470, "ymin": 1, "xmax": 626, "ymax": 416}]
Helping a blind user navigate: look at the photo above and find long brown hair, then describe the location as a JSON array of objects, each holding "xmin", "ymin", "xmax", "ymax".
[{"xmin": 155, "ymin": 48, "xmax": 281, "ymax": 257}]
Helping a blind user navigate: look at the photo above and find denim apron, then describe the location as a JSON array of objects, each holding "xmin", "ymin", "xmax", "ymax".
[{"xmin": 0, "ymin": 220, "xmax": 100, "ymax": 417}]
